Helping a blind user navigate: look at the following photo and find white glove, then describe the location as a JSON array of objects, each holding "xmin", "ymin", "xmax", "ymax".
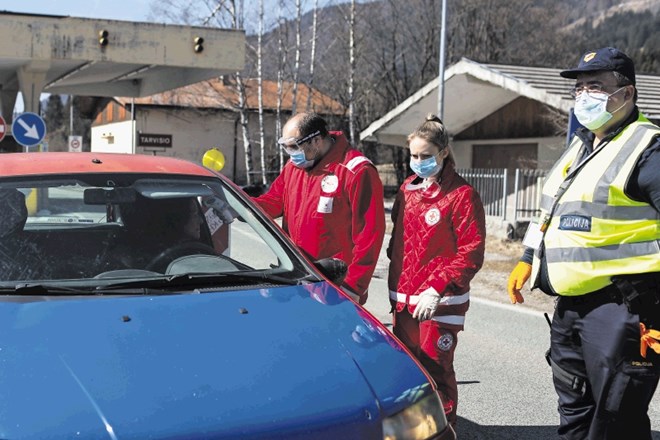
[{"xmin": 412, "ymin": 287, "xmax": 441, "ymax": 321}]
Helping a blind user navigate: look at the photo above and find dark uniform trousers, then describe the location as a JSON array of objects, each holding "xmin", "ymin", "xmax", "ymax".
[{"xmin": 551, "ymin": 288, "xmax": 659, "ymax": 440}]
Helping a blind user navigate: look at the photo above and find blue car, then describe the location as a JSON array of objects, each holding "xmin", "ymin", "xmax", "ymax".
[{"xmin": 0, "ymin": 152, "xmax": 455, "ymax": 440}]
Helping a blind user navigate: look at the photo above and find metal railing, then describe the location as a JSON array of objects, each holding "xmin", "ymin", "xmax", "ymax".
[
  {"xmin": 457, "ymin": 168, "xmax": 508, "ymax": 217},
  {"xmin": 457, "ymin": 168, "xmax": 547, "ymax": 222},
  {"xmin": 512, "ymin": 169, "xmax": 547, "ymax": 221},
  {"xmin": 379, "ymin": 167, "xmax": 547, "ymax": 222}
]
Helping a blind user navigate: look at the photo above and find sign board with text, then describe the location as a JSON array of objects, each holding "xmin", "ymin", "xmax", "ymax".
[{"xmin": 138, "ymin": 133, "xmax": 172, "ymax": 148}]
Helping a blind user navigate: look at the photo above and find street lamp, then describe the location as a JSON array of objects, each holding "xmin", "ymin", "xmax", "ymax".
[{"xmin": 437, "ymin": 0, "xmax": 447, "ymax": 120}]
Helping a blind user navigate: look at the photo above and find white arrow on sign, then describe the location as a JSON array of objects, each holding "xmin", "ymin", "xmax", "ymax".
[{"xmin": 17, "ymin": 118, "xmax": 40, "ymax": 139}]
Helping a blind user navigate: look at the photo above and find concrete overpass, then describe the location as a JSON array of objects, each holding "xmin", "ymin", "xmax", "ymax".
[{"xmin": 0, "ymin": 10, "xmax": 245, "ymax": 144}]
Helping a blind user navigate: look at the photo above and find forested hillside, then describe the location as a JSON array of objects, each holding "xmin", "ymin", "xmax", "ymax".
[
  {"xmin": 41, "ymin": 0, "xmax": 660, "ymax": 157},
  {"xmin": 247, "ymin": 0, "xmax": 660, "ymax": 132}
]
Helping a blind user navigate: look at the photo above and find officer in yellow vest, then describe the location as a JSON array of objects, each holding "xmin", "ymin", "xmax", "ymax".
[{"xmin": 507, "ymin": 47, "xmax": 660, "ymax": 439}]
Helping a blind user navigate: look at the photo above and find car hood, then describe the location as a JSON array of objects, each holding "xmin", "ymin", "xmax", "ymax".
[{"xmin": 0, "ymin": 282, "xmax": 431, "ymax": 439}]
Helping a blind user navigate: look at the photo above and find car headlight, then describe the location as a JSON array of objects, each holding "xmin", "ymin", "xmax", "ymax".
[{"xmin": 382, "ymin": 392, "xmax": 449, "ymax": 440}]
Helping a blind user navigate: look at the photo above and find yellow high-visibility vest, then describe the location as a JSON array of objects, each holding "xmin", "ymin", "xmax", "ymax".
[{"xmin": 532, "ymin": 114, "xmax": 660, "ymax": 296}]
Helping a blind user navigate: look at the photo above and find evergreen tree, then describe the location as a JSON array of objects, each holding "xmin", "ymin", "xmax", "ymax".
[
  {"xmin": 42, "ymin": 94, "xmax": 67, "ymax": 151},
  {"xmin": 43, "ymin": 94, "xmax": 65, "ymax": 131}
]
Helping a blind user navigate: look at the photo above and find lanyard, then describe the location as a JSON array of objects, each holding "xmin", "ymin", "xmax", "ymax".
[{"xmin": 540, "ymin": 138, "xmax": 612, "ymax": 233}]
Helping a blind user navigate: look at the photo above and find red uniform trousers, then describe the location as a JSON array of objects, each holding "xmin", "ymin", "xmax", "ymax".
[{"xmin": 393, "ymin": 308, "xmax": 459, "ymax": 427}]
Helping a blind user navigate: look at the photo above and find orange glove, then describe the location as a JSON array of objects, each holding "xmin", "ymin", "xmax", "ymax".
[
  {"xmin": 507, "ymin": 262, "xmax": 531, "ymax": 304},
  {"xmin": 640, "ymin": 323, "xmax": 660, "ymax": 358}
]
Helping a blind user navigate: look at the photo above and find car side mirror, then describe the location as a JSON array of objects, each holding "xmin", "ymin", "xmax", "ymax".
[{"xmin": 313, "ymin": 258, "xmax": 348, "ymax": 285}]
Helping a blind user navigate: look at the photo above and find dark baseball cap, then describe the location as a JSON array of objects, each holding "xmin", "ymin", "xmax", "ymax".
[{"xmin": 560, "ymin": 47, "xmax": 635, "ymax": 85}]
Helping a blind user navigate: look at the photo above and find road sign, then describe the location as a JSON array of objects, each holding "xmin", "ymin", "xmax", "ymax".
[
  {"xmin": 12, "ymin": 112, "xmax": 47, "ymax": 147},
  {"xmin": 68, "ymin": 135, "xmax": 83, "ymax": 152},
  {"xmin": 138, "ymin": 133, "xmax": 172, "ymax": 148},
  {"xmin": 0, "ymin": 115, "xmax": 6, "ymax": 142}
]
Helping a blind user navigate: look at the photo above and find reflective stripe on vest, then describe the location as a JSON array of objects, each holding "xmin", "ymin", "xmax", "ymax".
[{"xmin": 532, "ymin": 115, "xmax": 660, "ymax": 296}]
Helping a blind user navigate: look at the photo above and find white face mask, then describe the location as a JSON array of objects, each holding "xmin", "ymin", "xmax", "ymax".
[{"xmin": 573, "ymin": 87, "xmax": 625, "ymax": 131}]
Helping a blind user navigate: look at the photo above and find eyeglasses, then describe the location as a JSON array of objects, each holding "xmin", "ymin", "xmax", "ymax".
[
  {"xmin": 277, "ymin": 130, "xmax": 321, "ymax": 150},
  {"xmin": 569, "ymin": 84, "xmax": 624, "ymax": 99}
]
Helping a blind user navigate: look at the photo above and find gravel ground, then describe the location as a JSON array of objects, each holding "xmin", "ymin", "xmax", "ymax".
[{"xmin": 470, "ymin": 236, "xmax": 557, "ymax": 314}]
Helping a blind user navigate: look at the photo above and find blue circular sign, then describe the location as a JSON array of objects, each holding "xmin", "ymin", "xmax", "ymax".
[{"xmin": 12, "ymin": 112, "xmax": 47, "ymax": 147}]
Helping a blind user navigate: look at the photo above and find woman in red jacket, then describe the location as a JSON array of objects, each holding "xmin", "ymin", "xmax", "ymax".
[{"xmin": 387, "ymin": 114, "xmax": 486, "ymax": 428}]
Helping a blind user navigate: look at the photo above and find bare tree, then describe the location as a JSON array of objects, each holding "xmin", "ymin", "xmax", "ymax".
[
  {"xmin": 290, "ymin": 0, "xmax": 303, "ymax": 116},
  {"xmin": 225, "ymin": 0, "xmax": 254, "ymax": 186},
  {"xmin": 306, "ymin": 0, "xmax": 319, "ymax": 111},
  {"xmin": 276, "ymin": 0, "xmax": 287, "ymax": 171},
  {"xmin": 257, "ymin": 0, "xmax": 267, "ymax": 185},
  {"xmin": 347, "ymin": 0, "xmax": 356, "ymax": 145}
]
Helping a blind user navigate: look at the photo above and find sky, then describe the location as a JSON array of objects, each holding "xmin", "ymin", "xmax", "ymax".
[{"xmin": 0, "ymin": 0, "xmax": 152, "ymax": 22}]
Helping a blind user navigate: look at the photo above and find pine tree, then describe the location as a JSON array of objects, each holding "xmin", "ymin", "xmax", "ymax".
[{"xmin": 43, "ymin": 94, "xmax": 65, "ymax": 132}]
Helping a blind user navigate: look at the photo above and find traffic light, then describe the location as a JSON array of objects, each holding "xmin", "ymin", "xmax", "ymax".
[
  {"xmin": 193, "ymin": 36, "xmax": 204, "ymax": 53},
  {"xmin": 98, "ymin": 30, "xmax": 109, "ymax": 47}
]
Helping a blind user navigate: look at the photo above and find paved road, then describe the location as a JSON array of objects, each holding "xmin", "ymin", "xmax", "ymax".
[{"xmin": 363, "ymin": 277, "xmax": 660, "ymax": 439}]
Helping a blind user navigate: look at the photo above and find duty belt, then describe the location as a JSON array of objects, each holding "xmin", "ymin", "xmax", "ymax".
[{"xmin": 557, "ymin": 284, "xmax": 622, "ymax": 308}]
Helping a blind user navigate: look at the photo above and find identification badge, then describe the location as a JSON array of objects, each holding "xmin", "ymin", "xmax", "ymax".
[
  {"xmin": 317, "ymin": 196, "xmax": 334, "ymax": 213},
  {"xmin": 522, "ymin": 219, "xmax": 544, "ymax": 250},
  {"xmin": 205, "ymin": 208, "xmax": 223, "ymax": 234}
]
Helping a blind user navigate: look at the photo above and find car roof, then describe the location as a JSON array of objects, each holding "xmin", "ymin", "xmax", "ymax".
[{"xmin": 0, "ymin": 152, "xmax": 217, "ymax": 178}]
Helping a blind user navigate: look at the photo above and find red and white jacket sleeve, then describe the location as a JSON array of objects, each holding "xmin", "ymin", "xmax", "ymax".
[
  {"xmin": 253, "ymin": 171, "xmax": 286, "ymax": 219},
  {"xmin": 343, "ymin": 164, "xmax": 386, "ymax": 300}
]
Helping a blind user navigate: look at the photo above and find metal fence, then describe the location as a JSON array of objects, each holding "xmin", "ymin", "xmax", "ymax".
[
  {"xmin": 456, "ymin": 168, "xmax": 547, "ymax": 222},
  {"xmin": 456, "ymin": 168, "xmax": 507, "ymax": 217},
  {"xmin": 377, "ymin": 166, "xmax": 548, "ymax": 223}
]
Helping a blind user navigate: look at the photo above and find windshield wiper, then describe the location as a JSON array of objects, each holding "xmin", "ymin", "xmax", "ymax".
[
  {"xmin": 98, "ymin": 271, "xmax": 301, "ymax": 291},
  {"xmin": 3, "ymin": 283, "xmax": 94, "ymax": 295}
]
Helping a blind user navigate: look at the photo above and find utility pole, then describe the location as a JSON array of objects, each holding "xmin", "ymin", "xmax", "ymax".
[
  {"xmin": 69, "ymin": 95, "xmax": 74, "ymax": 136},
  {"xmin": 437, "ymin": 0, "xmax": 447, "ymax": 120}
]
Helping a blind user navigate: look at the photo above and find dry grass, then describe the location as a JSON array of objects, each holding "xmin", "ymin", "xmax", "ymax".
[{"xmin": 476, "ymin": 235, "xmax": 557, "ymax": 312}]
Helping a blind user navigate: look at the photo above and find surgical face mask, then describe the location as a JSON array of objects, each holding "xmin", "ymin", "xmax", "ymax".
[
  {"xmin": 410, "ymin": 154, "xmax": 443, "ymax": 179},
  {"xmin": 284, "ymin": 147, "xmax": 315, "ymax": 169},
  {"xmin": 573, "ymin": 87, "xmax": 625, "ymax": 131}
]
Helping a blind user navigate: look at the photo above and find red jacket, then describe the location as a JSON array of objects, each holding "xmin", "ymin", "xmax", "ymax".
[
  {"xmin": 387, "ymin": 163, "xmax": 486, "ymax": 329},
  {"xmin": 255, "ymin": 132, "xmax": 385, "ymax": 302}
]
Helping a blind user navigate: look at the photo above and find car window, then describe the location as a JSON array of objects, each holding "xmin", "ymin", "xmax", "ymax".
[{"xmin": 0, "ymin": 175, "xmax": 305, "ymax": 289}]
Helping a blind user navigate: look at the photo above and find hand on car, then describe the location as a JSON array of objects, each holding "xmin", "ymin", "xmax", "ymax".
[
  {"xmin": 507, "ymin": 261, "xmax": 531, "ymax": 304},
  {"xmin": 412, "ymin": 287, "xmax": 441, "ymax": 321}
]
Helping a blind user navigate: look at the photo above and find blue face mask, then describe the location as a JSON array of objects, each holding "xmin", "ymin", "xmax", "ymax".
[
  {"xmin": 410, "ymin": 155, "xmax": 442, "ymax": 179},
  {"xmin": 284, "ymin": 147, "xmax": 315, "ymax": 169}
]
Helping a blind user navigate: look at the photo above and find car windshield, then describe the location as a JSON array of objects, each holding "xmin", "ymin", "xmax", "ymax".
[{"xmin": 0, "ymin": 174, "xmax": 308, "ymax": 292}]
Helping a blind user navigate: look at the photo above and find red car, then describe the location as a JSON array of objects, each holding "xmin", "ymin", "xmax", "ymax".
[{"xmin": 0, "ymin": 152, "xmax": 455, "ymax": 440}]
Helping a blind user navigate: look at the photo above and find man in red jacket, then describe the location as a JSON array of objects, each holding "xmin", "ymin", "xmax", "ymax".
[{"xmin": 254, "ymin": 112, "xmax": 385, "ymax": 305}]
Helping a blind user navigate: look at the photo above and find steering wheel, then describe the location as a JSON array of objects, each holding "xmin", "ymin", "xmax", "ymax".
[{"xmin": 145, "ymin": 241, "xmax": 218, "ymax": 273}]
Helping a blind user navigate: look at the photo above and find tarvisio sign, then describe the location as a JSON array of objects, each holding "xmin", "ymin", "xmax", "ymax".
[{"xmin": 138, "ymin": 133, "xmax": 173, "ymax": 148}]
